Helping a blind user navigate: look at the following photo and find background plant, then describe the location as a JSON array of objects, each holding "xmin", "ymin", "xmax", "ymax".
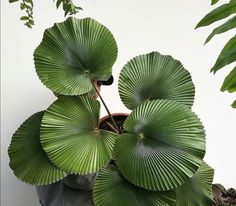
[
  {"xmin": 212, "ymin": 184, "xmax": 236, "ymax": 205},
  {"xmin": 196, "ymin": 0, "xmax": 236, "ymax": 108},
  {"xmin": 9, "ymin": 0, "xmax": 81, "ymax": 28}
]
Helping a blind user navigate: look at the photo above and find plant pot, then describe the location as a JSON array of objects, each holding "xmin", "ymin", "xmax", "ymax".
[{"xmin": 99, "ymin": 113, "xmax": 128, "ymax": 133}]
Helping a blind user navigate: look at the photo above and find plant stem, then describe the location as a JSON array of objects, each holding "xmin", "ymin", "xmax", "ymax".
[
  {"xmin": 106, "ymin": 122, "xmax": 119, "ymax": 133},
  {"xmin": 91, "ymin": 81, "xmax": 120, "ymax": 134}
]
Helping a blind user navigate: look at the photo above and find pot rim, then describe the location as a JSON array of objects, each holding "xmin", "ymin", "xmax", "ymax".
[{"xmin": 99, "ymin": 113, "xmax": 129, "ymax": 124}]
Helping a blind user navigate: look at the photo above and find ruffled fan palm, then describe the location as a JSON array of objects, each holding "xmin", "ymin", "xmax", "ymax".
[{"xmin": 9, "ymin": 17, "xmax": 214, "ymax": 206}]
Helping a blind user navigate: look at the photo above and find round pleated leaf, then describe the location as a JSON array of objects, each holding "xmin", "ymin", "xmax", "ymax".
[
  {"xmin": 176, "ymin": 161, "xmax": 214, "ymax": 206},
  {"xmin": 34, "ymin": 17, "xmax": 118, "ymax": 95},
  {"xmin": 8, "ymin": 112, "xmax": 67, "ymax": 185},
  {"xmin": 114, "ymin": 100, "xmax": 205, "ymax": 191},
  {"xmin": 118, "ymin": 52, "xmax": 195, "ymax": 110},
  {"xmin": 93, "ymin": 165, "xmax": 176, "ymax": 206},
  {"xmin": 40, "ymin": 95, "xmax": 118, "ymax": 174}
]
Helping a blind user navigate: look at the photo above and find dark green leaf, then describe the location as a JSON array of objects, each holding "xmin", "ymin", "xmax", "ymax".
[
  {"xmin": 40, "ymin": 95, "xmax": 118, "ymax": 174},
  {"xmin": 221, "ymin": 66, "xmax": 236, "ymax": 92},
  {"xmin": 75, "ymin": 6, "xmax": 83, "ymax": 10},
  {"xmin": 64, "ymin": 8, "xmax": 70, "ymax": 16},
  {"xmin": 34, "ymin": 17, "xmax": 118, "ymax": 95},
  {"xmin": 114, "ymin": 100, "xmax": 205, "ymax": 191},
  {"xmin": 63, "ymin": 1, "xmax": 69, "ymax": 10},
  {"xmin": 196, "ymin": 1, "xmax": 236, "ymax": 28},
  {"xmin": 24, "ymin": 3, "xmax": 31, "ymax": 9},
  {"xmin": 20, "ymin": 16, "xmax": 29, "ymax": 20},
  {"xmin": 205, "ymin": 15, "xmax": 236, "ymax": 44},
  {"xmin": 56, "ymin": 0, "xmax": 63, "ymax": 8},
  {"xmin": 24, "ymin": 22, "xmax": 32, "ymax": 28},
  {"xmin": 9, "ymin": 0, "xmax": 19, "ymax": 2},
  {"xmin": 24, "ymin": 0, "xmax": 33, "ymax": 6},
  {"xmin": 232, "ymin": 100, "xmax": 236, "ymax": 108},
  {"xmin": 20, "ymin": 3, "xmax": 26, "ymax": 10},
  {"xmin": 211, "ymin": 35, "xmax": 236, "ymax": 73},
  {"xmin": 93, "ymin": 165, "xmax": 176, "ymax": 206},
  {"xmin": 119, "ymin": 52, "xmax": 195, "ymax": 110},
  {"xmin": 211, "ymin": 0, "xmax": 220, "ymax": 5},
  {"xmin": 8, "ymin": 112, "xmax": 67, "ymax": 185},
  {"xmin": 176, "ymin": 161, "xmax": 214, "ymax": 206},
  {"xmin": 29, "ymin": 19, "xmax": 34, "ymax": 25}
]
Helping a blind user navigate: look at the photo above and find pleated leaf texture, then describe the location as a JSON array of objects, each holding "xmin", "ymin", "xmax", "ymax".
[
  {"xmin": 8, "ymin": 112, "xmax": 67, "ymax": 185},
  {"xmin": 93, "ymin": 165, "xmax": 176, "ymax": 206},
  {"xmin": 118, "ymin": 52, "xmax": 195, "ymax": 110},
  {"xmin": 40, "ymin": 95, "xmax": 118, "ymax": 174},
  {"xmin": 34, "ymin": 17, "xmax": 118, "ymax": 95},
  {"xmin": 176, "ymin": 161, "xmax": 214, "ymax": 206},
  {"xmin": 114, "ymin": 99, "xmax": 206, "ymax": 191}
]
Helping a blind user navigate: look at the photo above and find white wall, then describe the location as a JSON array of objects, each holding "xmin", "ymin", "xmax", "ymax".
[{"xmin": 1, "ymin": 0, "xmax": 236, "ymax": 205}]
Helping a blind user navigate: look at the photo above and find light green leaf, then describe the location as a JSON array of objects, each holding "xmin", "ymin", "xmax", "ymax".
[
  {"xmin": 8, "ymin": 112, "xmax": 67, "ymax": 185},
  {"xmin": 176, "ymin": 161, "xmax": 214, "ymax": 206},
  {"xmin": 221, "ymin": 66, "xmax": 236, "ymax": 92},
  {"xmin": 114, "ymin": 100, "xmax": 205, "ymax": 191},
  {"xmin": 196, "ymin": 1, "xmax": 236, "ymax": 28},
  {"xmin": 34, "ymin": 17, "xmax": 118, "ymax": 95},
  {"xmin": 119, "ymin": 52, "xmax": 195, "ymax": 110},
  {"xmin": 211, "ymin": 35, "xmax": 236, "ymax": 73},
  {"xmin": 40, "ymin": 95, "xmax": 118, "ymax": 174},
  {"xmin": 93, "ymin": 165, "xmax": 176, "ymax": 206},
  {"xmin": 205, "ymin": 15, "xmax": 236, "ymax": 44}
]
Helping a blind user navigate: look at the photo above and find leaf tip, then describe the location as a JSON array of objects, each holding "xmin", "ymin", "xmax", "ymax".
[
  {"xmin": 210, "ymin": 68, "xmax": 216, "ymax": 74},
  {"xmin": 232, "ymin": 101, "xmax": 236, "ymax": 108},
  {"xmin": 220, "ymin": 85, "xmax": 226, "ymax": 92}
]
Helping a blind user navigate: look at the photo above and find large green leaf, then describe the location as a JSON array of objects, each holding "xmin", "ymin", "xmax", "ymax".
[
  {"xmin": 34, "ymin": 17, "xmax": 118, "ymax": 95},
  {"xmin": 8, "ymin": 112, "xmax": 67, "ymax": 185},
  {"xmin": 196, "ymin": 1, "xmax": 236, "ymax": 28},
  {"xmin": 93, "ymin": 165, "xmax": 176, "ymax": 206},
  {"xmin": 176, "ymin": 161, "xmax": 214, "ymax": 206},
  {"xmin": 118, "ymin": 52, "xmax": 195, "ymax": 110},
  {"xmin": 205, "ymin": 15, "xmax": 236, "ymax": 44},
  {"xmin": 221, "ymin": 66, "xmax": 236, "ymax": 92},
  {"xmin": 40, "ymin": 95, "xmax": 117, "ymax": 174},
  {"xmin": 114, "ymin": 100, "xmax": 205, "ymax": 191},
  {"xmin": 211, "ymin": 35, "xmax": 236, "ymax": 73}
]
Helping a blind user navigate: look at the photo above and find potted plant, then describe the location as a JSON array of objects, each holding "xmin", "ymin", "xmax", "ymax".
[{"xmin": 8, "ymin": 17, "xmax": 215, "ymax": 206}]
